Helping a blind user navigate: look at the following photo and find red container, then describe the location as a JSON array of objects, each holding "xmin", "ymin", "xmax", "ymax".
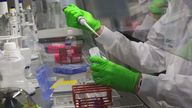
[
  {"xmin": 54, "ymin": 53, "xmax": 70, "ymax": 64},
  {"xmin": 54, "ymin": 47, "xmax": 82, "ymax": 64},
  {"xmin": 72, "ymin": 84, "xmax": 112, "ymax": 108},
  {"xmin": 71, "ymin": 54, "xmax": 82, "ymax": 64},
  {"xmin": 47, "ymin": 44, "xmax": 65, "ymax": 54}
]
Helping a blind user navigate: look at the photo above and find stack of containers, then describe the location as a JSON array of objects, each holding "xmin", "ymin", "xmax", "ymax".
[{"xmin": 45, "ymin": 39, "xmax": 82, "ymax": 64}]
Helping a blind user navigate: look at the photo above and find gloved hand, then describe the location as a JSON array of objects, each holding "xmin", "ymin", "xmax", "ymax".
[
  {"xmin": 89, "ymin": 56, "xmax": 141, "ymax": 93},
  {"xmin": 178, "ymin": 40, "xmax": 192, "ymax": 60},
  {"xmin": 149, "ymin": 0, "xmax": 168, "ymax": 18},
  {"xmin": 63, "ymin": 4, "xmax": 101, "ymax": 31}
]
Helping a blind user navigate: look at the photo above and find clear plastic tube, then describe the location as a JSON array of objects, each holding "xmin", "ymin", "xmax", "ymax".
[{"xmin": 78, "ymin": 16, "xmax": 100, "ymax": 37}]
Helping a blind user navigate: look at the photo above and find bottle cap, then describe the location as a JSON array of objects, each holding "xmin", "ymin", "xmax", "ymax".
[
  {"xmin": 4, "ymin": 42, "xmax": 17, "ymax": 51},
  {"xmin": 19, "ymin": 0, "xmax": 23, "ymax": 3},
  {"xmin": 0, "ymin": 0, "xmax": 7, "ymax": 2}
]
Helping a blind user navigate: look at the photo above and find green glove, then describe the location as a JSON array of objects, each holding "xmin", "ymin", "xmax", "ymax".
[
  {"xmin": 149, "ymin": 0, "xmax": 168, "ymax": 16},
  {"xmin": 178, "ymin": 40, "xmax": 192, "ymax": 61},
  {"xmin": 64, "ymin": 4, "xmax": 101, "ymax": 31},
  {"xmin": 89, "ymin": 56, "xmax": 141, "ymax": 93}
]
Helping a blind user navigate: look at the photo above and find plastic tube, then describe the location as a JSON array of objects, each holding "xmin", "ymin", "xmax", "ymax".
[{"xmin": 78, "ymin": 16, "xmax": 100, "ymax": 37}]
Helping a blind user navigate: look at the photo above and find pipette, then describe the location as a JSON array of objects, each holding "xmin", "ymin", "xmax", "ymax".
[{"xmin": 78, "ymin": 16, "xmax": 100, "ymax": 37}]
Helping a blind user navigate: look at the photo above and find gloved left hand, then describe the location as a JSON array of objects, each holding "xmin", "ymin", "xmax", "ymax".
[
  {"xmin": 89, "ymin": 56, "xmax": 141, "ymax": 93},
  {"xmin": 149, "ymin": 0, "xmax": 168, "ymax": 19}
]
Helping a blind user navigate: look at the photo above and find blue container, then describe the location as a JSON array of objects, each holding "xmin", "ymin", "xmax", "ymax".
[
  {"xmin": 36, "ymin": 65, "xmax": 54, "ymax": 100},
  {"xmin": 53, "ymin": 64, "xmax": 89, "ymax": 75}
]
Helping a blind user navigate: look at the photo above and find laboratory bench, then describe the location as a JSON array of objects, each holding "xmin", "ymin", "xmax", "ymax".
[
  {"xmin": 29, "ymin": 53, "xmax": 162, "ymax": 108},
  {"xmin": 30, "ymin": 58, "xmax": 162, "ymax": 108},
  {"xmin": 32, "ymin": 88, "xmax": 162, "ymax": 108}
]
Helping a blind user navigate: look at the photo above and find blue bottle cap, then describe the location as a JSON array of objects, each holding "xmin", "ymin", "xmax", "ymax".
[
  {"xmin": 19, "ymin": 0, "xmax": 23, "ymax": 3},
  {"xmin": 0, "ymin": 0, "xmax": 7, "ymax": 2}
]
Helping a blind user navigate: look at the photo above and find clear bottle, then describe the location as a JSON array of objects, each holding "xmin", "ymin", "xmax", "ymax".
[{"xmin": 0, "ymin": 42, "xmax": 35, "ymax": 94}]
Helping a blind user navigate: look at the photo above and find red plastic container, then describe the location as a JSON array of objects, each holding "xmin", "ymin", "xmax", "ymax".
[
  {"xmin": 72, "ymin": 84, "xmax": 112, "ymax": 108},
  {"xmin": 54, "ymin": 45, "xmax": 82, "ymax": 64},
  {"xmin": 47, "ymin": 44, "xmax": 65, "ymax": 54},
  {"xmin": 54, "ymin": 53, "xmax": 69, "ymax": 64}
]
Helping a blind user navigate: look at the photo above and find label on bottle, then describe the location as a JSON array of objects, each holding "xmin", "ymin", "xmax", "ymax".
[{"xmin": 0, "ymin": 2, "xmax": 8, "ymax": 15}]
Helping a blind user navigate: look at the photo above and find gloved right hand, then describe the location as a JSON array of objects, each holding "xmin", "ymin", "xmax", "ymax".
[{"xmin": 64, "ymin": 4, "xmax": 101, "ymax": 31}]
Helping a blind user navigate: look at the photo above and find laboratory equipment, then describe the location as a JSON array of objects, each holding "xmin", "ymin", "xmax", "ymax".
[
  {"xmin": 72, "ymin": 84, "xmax": 112, "ymax": 108},
  {"xmin": 18, "ymin": 0, "xmax": 25, "ymax": 25},
  {"xmin": 0, "ymin": 0, "xmax": 42, "ymax": 89},
  {"xmin": 51, "ymin": 78, "xmax": 78, "ymax": 90},
  {"xmin": 0, "ymin": 42, "xmax": 35, "ymax": 94},
  {"xmin": 9, "ymin": 8, "xmax": 21, "ymax": 38},
  {"xmin": 20, "ymin": 48, "xmax": 33, "ymax": 78},
  {"xmin": 51, "ymin": 79, "xmax": 77, "ymax": 108},
  {"xmin": 36, "ymin": 65, "xmax": 55, "ymax": 100},
  {"xmin": 0, "ymin": 0, "xmax": 40, "ymax": 82},
  {"xmin": 89, "ymin": 47, "xmax": 107, "ymax": 60},
  {"xmin": 89, "ymin": 47, "xmax": 101, "ymax": 57},
  {"xmin": 78, "ymin": 16, "xmax": 100, "ymax": 37},
  {"xmin": 52, "ymin": 92, "xmax": 74, "ymax": 108},
  {"xmin": 0, "ymin": 5, "xmax": 37, "ymax": 58},
  {"xmin": 46, "ymin": 44, "xmax": 65, "ymax": 54},
  {"xmin": 0, "ymin": 87, "xmax": 39, "ymax": 108},
  {"xmin": 55, "ymin": 45, "xmax": 82, "ymax": 64},
  {"xmin": 32, "ymin": 0, "xmax": 76, "ymax": 30},
  {"xmin": 53, "ymin": 64, "xmax": 89, "ymax": 75},
  {"xmin": 40, "ymin": 35, "xmax": 83, "ymax": 65}
]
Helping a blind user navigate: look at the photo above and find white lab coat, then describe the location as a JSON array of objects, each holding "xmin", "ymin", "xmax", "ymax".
[
  {"xmin": 133, "ymin": 14, "xmax": 157, "ymax": 42},
  {"xmin": 133, "ymin": 0, "xmax": 155, "ymax": 42},
  {"xmin": 95, "ymin": 0, "xmax": 192, "ymax": 107},
  {"xmin": 138, "ymin": 0, "xmax": 152, "ymax": 14}
]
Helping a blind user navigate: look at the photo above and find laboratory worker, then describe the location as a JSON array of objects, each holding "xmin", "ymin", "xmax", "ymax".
[
  {"xmin": 64, "ymin": 0, "xmax": 192, "ymax": 107},
  {"xmin": 133, "ymin": 0, "xmax": 168, "ymax": 42}
]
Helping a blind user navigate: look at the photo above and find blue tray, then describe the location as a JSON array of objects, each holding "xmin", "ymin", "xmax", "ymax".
[{"xmin": 53, "ymin": 64, "xmax": 89, "ymax": 75}]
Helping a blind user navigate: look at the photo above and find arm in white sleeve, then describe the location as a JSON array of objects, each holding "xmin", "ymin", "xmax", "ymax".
[
  {"xmin": 95, "ymin": 26, "xmax": 165, "ymax": 73},
  {"xmin": 139, "ymin": 56, "xmax": 192, "ymax": 108}
]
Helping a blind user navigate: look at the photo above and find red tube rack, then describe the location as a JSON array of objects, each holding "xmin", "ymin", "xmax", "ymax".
[{"xmin": 72, "ymin": 84, "xmax": 112, "ymax": 108}]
